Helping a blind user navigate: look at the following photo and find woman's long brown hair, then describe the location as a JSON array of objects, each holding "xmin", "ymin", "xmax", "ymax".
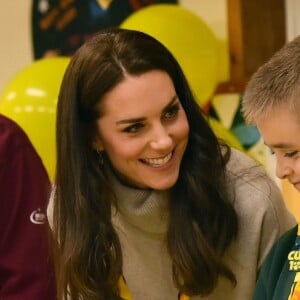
[{"xmin": 53, "ymin": 28, "xmax": 238, "ymax": 299}]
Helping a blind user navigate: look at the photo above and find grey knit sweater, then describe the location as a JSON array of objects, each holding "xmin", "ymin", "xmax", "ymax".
[{"xmin": 109, "ymin": 148, "xmax": 296, "ymax": 300}]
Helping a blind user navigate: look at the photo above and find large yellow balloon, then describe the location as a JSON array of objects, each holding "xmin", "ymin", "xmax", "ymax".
[
  {"xmin": 121, "ymin": 4, "xmax": 218, "ymax": 107},
  {"xmin": 0, "ymin": 57, "xmax": 70, "ymax": 180},
  {"xmin": 209, "ymin": 117, "xmax": 243, "ymax": 151}
]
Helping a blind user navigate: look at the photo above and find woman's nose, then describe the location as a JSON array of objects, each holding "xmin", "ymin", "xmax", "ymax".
[{"xmin": 149, "ymin": 125, "xmax": 172, "ymax": 150}]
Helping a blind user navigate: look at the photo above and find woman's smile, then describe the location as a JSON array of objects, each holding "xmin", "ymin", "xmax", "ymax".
[{"xmin": 140, "ymin": 151, "xmax": 173, "ymax": 168}]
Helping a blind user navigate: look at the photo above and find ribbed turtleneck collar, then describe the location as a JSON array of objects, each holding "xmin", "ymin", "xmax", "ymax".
[{"xmin": 105, "ymin": 164, "xmax": 170, "ymax": 235}]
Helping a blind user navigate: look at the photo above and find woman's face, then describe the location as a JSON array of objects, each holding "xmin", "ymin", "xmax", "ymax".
[
  {"xmin": 94, "ymin": 70, "xmax": 189, "ymax": 190},
  {"xmin": 257, "ymin": 107, "xmax": 300, "ymax": 191}
]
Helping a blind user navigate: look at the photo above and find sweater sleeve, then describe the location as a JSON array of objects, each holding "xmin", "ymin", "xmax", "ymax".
[
  {"xmin": 226, "ymin": 148, "xmax": 296, "ymax": 269},
  {"xmin": 250, "ymin": 166, "xmax": 296, "ymax": 268},
  {"xmin": 0, "ymin": 115, "xmax": 56, "ymax": 300}
]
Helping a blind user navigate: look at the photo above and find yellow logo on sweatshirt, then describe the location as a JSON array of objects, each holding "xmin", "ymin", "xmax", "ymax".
[{"xmin": 289, "ymin": 251, "xmax": 300, "ymax": 271}]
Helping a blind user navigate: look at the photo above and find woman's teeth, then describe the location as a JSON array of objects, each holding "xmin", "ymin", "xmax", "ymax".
[{"xmin": 142, "ymin": 152, "xmax": 172, "ymax": 167}]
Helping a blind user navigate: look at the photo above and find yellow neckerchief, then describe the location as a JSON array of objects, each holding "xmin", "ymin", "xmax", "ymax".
[{"xmin": 119, "ymin": 277, "xmax": 190, "ymax": 300}]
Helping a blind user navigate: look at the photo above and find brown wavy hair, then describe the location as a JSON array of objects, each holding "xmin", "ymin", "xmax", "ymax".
[{"xmin": 53, "ymin": 27, "xmax": 238, "ymax": 299}]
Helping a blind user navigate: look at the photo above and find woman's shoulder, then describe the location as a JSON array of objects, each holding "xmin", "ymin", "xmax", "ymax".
[
  {"xmin": 226, "ymin": 147, "xmax": 264, "ymax": 174},
  {"xmin": 225, "ymin": 147, "xmax": 276, "ymax": 193},
  {"xmin": 224, "ymin": 147, "xmax": 295, "ymax": 237}
]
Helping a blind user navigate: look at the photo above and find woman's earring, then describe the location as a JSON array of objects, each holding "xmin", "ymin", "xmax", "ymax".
[{"xmin": 96, "ymin": 150, "xmax": 104, "ymax": 165}]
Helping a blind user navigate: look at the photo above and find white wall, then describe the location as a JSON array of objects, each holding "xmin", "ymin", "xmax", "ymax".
[
  {"xmin": 0, "ymin": 0, "xmax": 32, "ymax": 94},
  {"xmin": 180, "ymin": 0, "xmax": 227, "ymax": 41},
  {"xmin": 285, "ymin": 0, "xmax": 300, "ymax": 41}
]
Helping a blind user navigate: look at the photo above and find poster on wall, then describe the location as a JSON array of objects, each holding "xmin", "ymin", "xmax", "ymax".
[{"xmin": 32, "ymin": 0, "xmax": 178, "ymax": 59}]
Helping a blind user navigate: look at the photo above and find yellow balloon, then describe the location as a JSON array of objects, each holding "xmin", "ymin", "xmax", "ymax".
[
  {"xmin": 121, "ymin": 4, "xmax": 218, "ymax": 107},
  {"xmin": 209, "ymin": 117, "xmax": 243, "ymax": 151},
  {"xmin": 0, "ymin": 57, "xmax": 70, "ymax": 180}
]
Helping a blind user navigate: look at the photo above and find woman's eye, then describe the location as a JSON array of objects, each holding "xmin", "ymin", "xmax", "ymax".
[
  {"xmin": 164, "ymin": 104, "xmax": 180, "ymax": 119},
  {"xmin": 123, "ymin": 123, "xmax": 144, "ymax": 133}
]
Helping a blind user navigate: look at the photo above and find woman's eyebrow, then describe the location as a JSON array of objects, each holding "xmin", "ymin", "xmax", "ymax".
[
  {"xmin": 115, "ymin": 95, "xmax": 178, "ymax": 125},
  {"xmin": 116, "ymin": 117, "xmax": 145, "ymax": 125}
]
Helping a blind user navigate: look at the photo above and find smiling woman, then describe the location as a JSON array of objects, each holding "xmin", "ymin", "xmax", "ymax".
[
  {"xmin": 93, "ymin": 71, "xmax": 189, "ymax": 190},
  {"xmin": 51, "ymin": 27, "xmax": 295, "ymax": 300}
]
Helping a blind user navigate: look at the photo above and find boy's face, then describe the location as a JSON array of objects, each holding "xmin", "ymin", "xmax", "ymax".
[{"xmin": 257, "ymin": 107, "xmax": 300, "ymax": 191}]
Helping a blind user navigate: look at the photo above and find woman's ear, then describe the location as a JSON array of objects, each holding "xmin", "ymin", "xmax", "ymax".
[{"xmin": 92, "ymin": 136, "xmax": 104, "ymax": 151}]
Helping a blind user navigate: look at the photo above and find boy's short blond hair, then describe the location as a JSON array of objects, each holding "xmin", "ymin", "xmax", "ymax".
[{"xmin": 242, "ymin": 35, "xmax": 300, "ymax": 124}]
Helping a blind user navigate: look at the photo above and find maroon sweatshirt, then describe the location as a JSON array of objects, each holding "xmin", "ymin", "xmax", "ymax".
[{"xmin": 0, "ymin": 114, "xmax": 56, "ymax": 299}]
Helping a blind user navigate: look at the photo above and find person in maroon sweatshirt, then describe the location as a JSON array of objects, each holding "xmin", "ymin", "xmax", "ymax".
[{"xmin": 0, "ymin": 114, "xmax": 56, "ymax": 299}]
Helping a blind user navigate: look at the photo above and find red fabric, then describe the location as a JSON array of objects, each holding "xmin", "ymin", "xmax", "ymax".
[{"xmin": 0, "ymin": 114, "xmax": 56, "ymax": 299}]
